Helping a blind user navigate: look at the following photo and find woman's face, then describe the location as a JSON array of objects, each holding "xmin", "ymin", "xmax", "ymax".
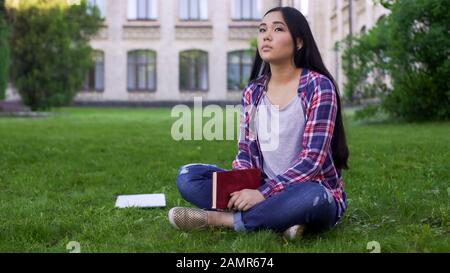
[{"xmin": 257, "ymin": 11, "xmax": 301, "ymax": 65}]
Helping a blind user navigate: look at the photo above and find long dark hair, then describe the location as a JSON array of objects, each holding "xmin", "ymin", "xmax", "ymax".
[{"xmin": 250, "ymin": 6, "xmax": 349, "ymax": 170}]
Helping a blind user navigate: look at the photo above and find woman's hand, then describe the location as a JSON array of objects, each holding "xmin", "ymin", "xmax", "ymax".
[{"xmin": 227, "ymin": 189, "xmax": 265, "ymax": 211}]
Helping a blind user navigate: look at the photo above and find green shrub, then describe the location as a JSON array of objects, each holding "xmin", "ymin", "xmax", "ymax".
[
  {"xmin": 9, "ymin": 0, "xmax": 101, "ymax": 110},
  {"xmin": 343, "ymin": 0, "xmax": 450, "ymax": 121}
]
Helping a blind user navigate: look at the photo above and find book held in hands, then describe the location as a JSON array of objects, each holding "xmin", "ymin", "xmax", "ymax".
[{"xmin": 212, "ymin": 168, "xmax": 262, "ymax": 210}]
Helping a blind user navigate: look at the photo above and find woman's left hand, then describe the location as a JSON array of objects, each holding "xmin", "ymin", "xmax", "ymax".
[{"xmin": 227, "ymin": 189, "xmax": 265, "ymax": 211}]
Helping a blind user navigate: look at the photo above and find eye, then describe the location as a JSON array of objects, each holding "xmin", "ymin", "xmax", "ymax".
[
  {"xmin": 258, "ymin": 28, "xmax": 266, "ymax": 33},
  {"xmin": 275, "ymin": 27, "xmax": 283, "ymax": 32}
]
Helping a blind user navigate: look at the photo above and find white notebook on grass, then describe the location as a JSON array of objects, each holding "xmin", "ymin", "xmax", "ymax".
[{"xmin": 115, "ymin": 194, "xmax": 166, "ymax": 208}]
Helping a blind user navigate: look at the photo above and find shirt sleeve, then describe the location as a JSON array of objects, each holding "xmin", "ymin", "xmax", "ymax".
[
  {"xmin": 232, "ymin": 87, "xmax": 253, "ymax": 170},
  {"xmin": 258, "ymin": 76, "xmax": 338, "ymax": 198}
]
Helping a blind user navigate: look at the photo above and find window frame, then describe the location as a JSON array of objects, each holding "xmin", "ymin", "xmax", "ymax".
[
  {"xmin": 83, "ymin": 50, "xmax": 105, "ymax": 92},
  {"xmin": 127, "ymin": 50, "xmax": 157, "ymax": 92},
  {"xmin": 179, "ymin": 50, "xmax": 209, "ymax": 92},
  {"xmin": 232, "ymin": 0, "xmax": 261, "ymax": 21},
  {"xmin": 179, "ymin": 0, "xmax": 208, "ymax": 21},
  {"xmin": 127, "ymin": 0, "xmax": 158, "ymax": 21},
  {"xmin": 87, "ymin": 0, "xmax": 106, "ymax": 19},
  {"xmin": 227, "ymin": 50, "xmax": 254, "ymax": 91}
]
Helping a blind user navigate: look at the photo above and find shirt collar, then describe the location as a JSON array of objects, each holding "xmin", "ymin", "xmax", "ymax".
[{"xmin": 253, "ymin": 73, "xmax": 270, "ymax": 88}]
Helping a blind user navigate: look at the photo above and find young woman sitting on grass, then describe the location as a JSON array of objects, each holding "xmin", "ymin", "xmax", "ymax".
[{"xmin": 168, "ymin": 6, "xmax": 349, "ymax": 240}]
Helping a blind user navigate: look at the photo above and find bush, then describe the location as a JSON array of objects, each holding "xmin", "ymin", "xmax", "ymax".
[
  {"xmin": 9, "ymin": 0, "xmax": 101, "ymax": 110},
  {"xmin": 342, "ymin": 0, "xmax": 450, "ymax": 121},
  {"xmin": 0, "ymin": 0, "xmax": 9, "ymax": 100},
  {"xmin": 341, "ymin": 16, "xmax": 390, "ymax": 106}
]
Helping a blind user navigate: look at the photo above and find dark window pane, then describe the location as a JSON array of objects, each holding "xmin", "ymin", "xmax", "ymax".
[
  {"xmin": 83, "ymin": 50, "xmax": 104, "ymax": 91},
  {"xmin": 242, "ymin": 65, "xmax": 251, "ymax": 88},
  {"xmin": 137, "ymin": 52, "xmax": 147, "ymax": 64},
  {"xmin": 128, "ymin": 50, "xmax": 156, "ymax": 91},
  {"xmin": 128, "ymin": 64, "xmax": 136, "ymax": 90},
  {"xmin": 147, "ymin": 64, "xmax": 156, "ymax": 89},
  {"xmin": 138, "ymin": 65, "xmax": 146, "ymax": 89},
  {"xmin": 180, "ymin": 50, "xmax": 208, "ymax": 91},
  {"xmin": 199, "ymin": 57, "xmax": 207, "ymax": 90},
  {"xmin": 95, "ymin": 63, "xmax": 104, "ymax": 90},
  {"xmin": 227, "ymin": 50, "xmax": 254, "ymax": 90},
  {"xmin": 228, "ymin": 63, "xmax": 240, "ymax": 90},
  {"xmin": 229, "ymin": 53, "xmax": 240, "ymax": 64}
]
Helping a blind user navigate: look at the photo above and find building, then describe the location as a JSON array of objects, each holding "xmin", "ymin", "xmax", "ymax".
[
  {"xmin": 6, "ymin": 0, "xmax": 309, "ymax": 105},
  {"xmin": 307, "ymin": 0, "xmax": 389, "ymax": 93}
]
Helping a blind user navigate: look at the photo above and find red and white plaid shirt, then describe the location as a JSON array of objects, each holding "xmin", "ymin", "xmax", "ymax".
[{"xmin": 232, "ymin": 68, "xmax": 347, "ymax": 222}]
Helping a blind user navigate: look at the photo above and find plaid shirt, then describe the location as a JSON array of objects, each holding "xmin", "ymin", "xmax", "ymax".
[{"xmin": 232, "ymin": 68, "xmax": 347, "ymax": 221}]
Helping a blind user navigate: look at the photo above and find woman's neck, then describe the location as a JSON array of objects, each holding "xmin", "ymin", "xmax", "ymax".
[{"xmin": 268, "ymin": 62, "xmax": 302, "ymax": 86}]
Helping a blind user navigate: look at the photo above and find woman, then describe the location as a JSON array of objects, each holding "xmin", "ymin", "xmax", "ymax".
[{"xmin": 168, "ymin": 6, "xmax": 349, "ymax": 239}]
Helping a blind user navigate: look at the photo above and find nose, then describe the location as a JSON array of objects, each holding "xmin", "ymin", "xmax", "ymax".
[
  {"xmin": 263, "ymin": 32, "xmax": 271, "ymax": 41},
  {"xmin": 260, "ymin": 28, "xmax": 272, "ymax": 41}
]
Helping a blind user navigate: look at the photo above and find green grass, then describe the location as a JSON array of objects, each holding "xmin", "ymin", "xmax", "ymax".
[{"xmin": 0, "ymin": 107, "xmax": 448, "ymax": 253}]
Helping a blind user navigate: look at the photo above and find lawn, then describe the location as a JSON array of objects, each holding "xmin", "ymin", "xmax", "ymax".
[{"xmin": 0, "ymin": 107, "xmax": 448, "ymax": 252}]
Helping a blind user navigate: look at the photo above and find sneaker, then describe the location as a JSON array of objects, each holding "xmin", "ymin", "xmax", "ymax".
[
  {"xmin": 283, "ymin": 224, "xmax": 305, "ymax": 240},
  {"xmin": 168, "ymin": 207, "xmax": 208, "ymax": 231}
]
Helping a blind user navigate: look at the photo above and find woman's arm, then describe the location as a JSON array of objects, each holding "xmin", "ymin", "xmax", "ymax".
[{"xmin": 258, "ymin": 76, "xmax": 338, "ymax": 198}]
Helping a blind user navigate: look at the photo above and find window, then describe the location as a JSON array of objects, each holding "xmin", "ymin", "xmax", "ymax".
[
  {"xmin": 231, "ymin": 0, "xmax": 261, "ymax": 20},
  {"xmin": 88, "ymin": 0, "xmax": 106, "ymax": 19},
  {"xmin": 227, "ymin": 50, "xmax": 253, "ymax": 90},
  {"xmin": 128, "ymin": 0, "xmax": 158, "ymax": 20},
  {"xmin": 83, "ymin": 51, "xmax": 104, "ymax": 92},
  {"xmin": 360, "ymin": 25, "xmax": 366, "ymax": 35},
  {"xmin": 377, "ymin": 15, "xmax": 386, "ymax": 24},
  {"xmin": 179, "ymin": 0, "xmax": 208, "ymax": 20},
  {"xmin": 179, "ymin": 50, "xmax": 208, "ymax": 91},
  {"xmin": 127, "ymin": 50, "xmax": 157, "ymax": 91}
]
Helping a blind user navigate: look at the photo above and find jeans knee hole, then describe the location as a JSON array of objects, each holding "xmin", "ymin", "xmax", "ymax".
[{"xmin": 179, "ymin": 167, "xmax": 189, "ymax": 175}]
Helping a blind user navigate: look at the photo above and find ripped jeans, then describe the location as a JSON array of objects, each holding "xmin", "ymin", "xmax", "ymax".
[{"xmin": 176, "ymin": 163, "xmax": 339, "ymax": 233}]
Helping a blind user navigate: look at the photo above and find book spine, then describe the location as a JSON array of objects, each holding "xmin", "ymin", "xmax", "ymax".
[{"xmin": 212, "ymin": 172, "xmax": 217, "ymax": 209}]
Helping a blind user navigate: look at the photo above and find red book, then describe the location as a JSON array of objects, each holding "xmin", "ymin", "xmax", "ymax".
[{"xmin": 212, "ymin": 168, "xmax": 262, "ymax": 210}]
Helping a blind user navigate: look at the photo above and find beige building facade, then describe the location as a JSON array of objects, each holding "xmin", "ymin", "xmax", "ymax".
[
  {"xmin": 307, "ymin": 0, "xmax": 389, "ymax": 92},
  {"xmin": 5, "ymin": 0, "xmax": 390, "ymax": 104},
  {"xmin": 6, "ymin": 0, "xmax": 310, "ymax": 104}
]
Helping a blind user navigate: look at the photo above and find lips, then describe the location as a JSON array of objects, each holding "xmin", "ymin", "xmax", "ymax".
[{"xmin": 261, "ymin": 46, "xmax": 272, "ymax": 51}]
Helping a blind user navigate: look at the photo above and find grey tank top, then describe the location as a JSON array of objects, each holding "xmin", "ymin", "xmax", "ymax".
[{"xmin": 255, "ymin": 93, "xmax": 305, "ymax": 180}]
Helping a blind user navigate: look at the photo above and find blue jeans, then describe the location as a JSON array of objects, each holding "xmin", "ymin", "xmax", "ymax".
[{"xmin": 176, "ymin": 163, "xmax": 339, "ymax": 233}]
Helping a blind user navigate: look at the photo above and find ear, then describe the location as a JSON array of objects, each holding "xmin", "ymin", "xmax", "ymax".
[{"xmin": 296, "ymin": 38, "xmax": 303, "ymax": 49}]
